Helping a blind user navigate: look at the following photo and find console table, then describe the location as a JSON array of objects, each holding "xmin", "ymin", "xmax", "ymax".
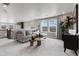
[{"xmin": 62, "ymin": 34, "xmax": 78, "ymax": 55}]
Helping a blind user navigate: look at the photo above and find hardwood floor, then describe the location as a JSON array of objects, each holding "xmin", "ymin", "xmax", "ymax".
[{"xmin": 0, "ymin": 38, "xmax": 77, "ymax": 56}]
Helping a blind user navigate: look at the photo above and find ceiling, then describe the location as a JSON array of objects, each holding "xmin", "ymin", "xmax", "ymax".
[{"xmin": 0, "ymin": 3, "xmax": 77, "ymax": 23}]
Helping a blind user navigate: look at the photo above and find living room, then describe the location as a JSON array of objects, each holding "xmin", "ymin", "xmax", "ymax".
[{"xmin": 0, "ymin": 3, "xmax": 79, "ymax": 56}]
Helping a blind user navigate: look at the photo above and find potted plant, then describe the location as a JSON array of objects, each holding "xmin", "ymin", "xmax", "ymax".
[{"xmin": 60, "ymin": 16, "xmax": 73, "ymax": 34}]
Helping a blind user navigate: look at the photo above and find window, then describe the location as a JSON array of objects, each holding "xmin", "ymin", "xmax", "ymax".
[
  {"xmin": 41, "ymin": 18, "xmax": 57, "ymax": 33},
  {"xmin": 49, "ymin": 19, "xmax": 57, "ymax": 32},
  {"xmin": 41, "ymin": 20, "xmax": 48, "ymax": 32},
  {"xmin": 40, "ymin": 18, "xmax": 57, "ymax": 38}
]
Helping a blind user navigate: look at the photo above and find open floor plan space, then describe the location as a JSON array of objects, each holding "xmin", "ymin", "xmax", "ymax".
[{"xmin": 0, "ymin": 3, "xmax": 79, "ymax": 56}]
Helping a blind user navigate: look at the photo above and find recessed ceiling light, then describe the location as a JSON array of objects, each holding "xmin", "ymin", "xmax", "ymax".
[
  {"xmin": 62, "ymin": 12, "xmax": 65, "ymax": 14},
  {"xmin": 2, "ymin": 3, "xmax": 10, "ymax": 7},
  {"xmin": 3, "ymin": 5, "xmax": 7, "ymax": 7}
]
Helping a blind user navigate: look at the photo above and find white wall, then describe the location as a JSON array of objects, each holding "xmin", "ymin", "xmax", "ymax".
[{"xmin": 24, "ymin": 20, "xmax": 40, "ymax": 30}]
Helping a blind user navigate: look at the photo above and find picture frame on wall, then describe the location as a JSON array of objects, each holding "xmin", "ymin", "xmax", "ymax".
[{"xmin": 1, "ymin": 25, "xmax": 7, "ymax": 29}]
